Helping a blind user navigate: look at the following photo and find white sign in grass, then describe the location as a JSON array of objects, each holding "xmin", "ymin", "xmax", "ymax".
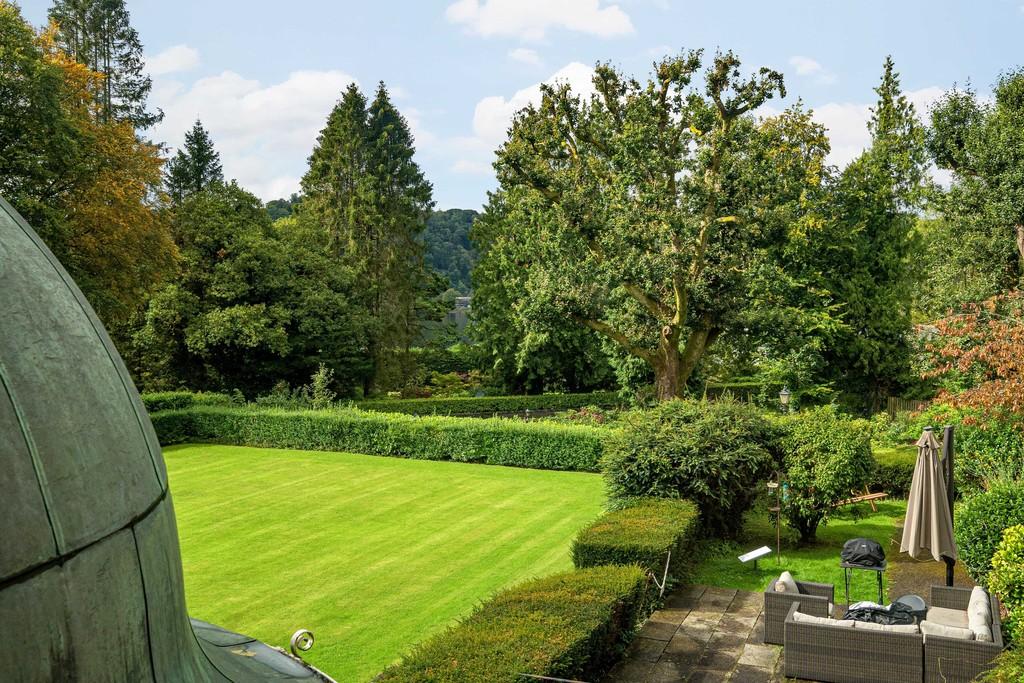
[{"xmin": 738, "ymin": 545, "xmax": 772, "ymax": 570}]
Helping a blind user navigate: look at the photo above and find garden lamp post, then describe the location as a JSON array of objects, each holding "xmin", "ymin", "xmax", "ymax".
[{"xmin": 779, "ymin": 387, "xmax": 792, "ymax": 413}]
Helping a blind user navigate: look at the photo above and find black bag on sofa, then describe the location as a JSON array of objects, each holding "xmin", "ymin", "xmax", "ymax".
[{"xmin": 841, "ymin": 538, "xmax": 885, "ymax": 567}]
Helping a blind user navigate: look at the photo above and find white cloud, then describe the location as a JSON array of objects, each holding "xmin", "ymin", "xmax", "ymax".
[
  {"xmin": 450, "ymin": 61, "xmax": 595, "ymax": 175},
  {"xmin": 145, "ymin": 44, "xmax": 200, "ymax": 77},
  {"xmin": 508, "ymin": 47, "xmax": 543, "ymax": 67},
  {"xmin": 788, "ymin": 55, "xmax": 837, "ymax": 85},
  {"xmin": 446, "ymin": 0, "xmax": 633, "ymax": 40},
  {"xmin": 151, "ymin": 69, "xmax": 359, "ymax": 200}
]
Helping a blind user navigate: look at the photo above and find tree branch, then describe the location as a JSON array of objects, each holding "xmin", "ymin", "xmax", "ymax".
[
  {"xmin": 576, "ymin": 316, "xmax": 655, "ymax": 363},
  {"xmin": 622, "ymin": 282, "xmax": 674, "ymax": 320}
]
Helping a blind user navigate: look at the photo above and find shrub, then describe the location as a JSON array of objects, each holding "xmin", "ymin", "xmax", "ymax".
[
  {"xmin": 777, "ymin": 406, "xmax": 875, "ymax": 542},
  {"xmin": 355, "ymin": 391, "xmax": 622, "ymax": 416},
  {"xmin": 979, "ymin": 648, "xmax": 1024, "ymax": 683},
  {"xmin": 955, "ymin": 481, "xmax": 1024, "ymax": 586},
  {"xmin": 899, "ymin": 404, "xmax": 1024, "ymax": 495},
  {"xmin": 989, "ymin": 525, "xmax": 1024, "ymax": 643},
  {"xmin": 148, "ymin": 406, "xmax": 609, "ymax": 472},
  {"xmin": 601, "ymin": 399, "xmax": 778, "ymax": 538},
  {"xmin": 870, "ymin": 445, "xmax": 917, "ymax": 497},
  {"xmin": 376, "ymin": 565, "xmax": 649, "ymax": 683},
  {"xmin": 572, "ymin": 498, "xmax": 699, "ymax": 588},
  {"xmin": 140, "ymin": 391, "xmax": 232, "ymax": 413}
]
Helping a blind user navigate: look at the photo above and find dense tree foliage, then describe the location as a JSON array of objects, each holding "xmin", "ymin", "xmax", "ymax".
[
  {"xmin": 0, "ymin": 3, "xmax": 175, "ymax": 325},
  {"xmin": 301, "ymin": 82, "xmax": 436, "ymax": 393},
  {"xmin": 479, "ymin": 51, "xmax": 831, "ymax": 400},
  {"xmin": 165, "ymin": 119, "xmax": 223, "ymax": 203},
  {"xmin": 470, "ymin": 194, "xmax": 615, "ymax": 393},
  {"xmin": 924, "ymin": 290, "xmax": 1024, "ymax": 418},
  {"xmin": 423, "ymin": 209, "xmax": 477, "ymax": 294},
  {"xmin": 48, "ymin": 0, "xmax": 161, "ymax": 129},
  {"xmin": 922, "ymin": 74, "xmax": 1024, "ymax": 315},
  {"xmin": 130, "ymin": 182, "xmax": 369, "ymax": 395},
  {"xmin": 814, "ymin": 58, "xmax": 927, "ymax": 411}
]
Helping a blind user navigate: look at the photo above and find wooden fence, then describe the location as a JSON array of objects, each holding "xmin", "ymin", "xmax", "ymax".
[{"xmin": 887, "ymin": 396, "xmax": 930, "ymax": 419}]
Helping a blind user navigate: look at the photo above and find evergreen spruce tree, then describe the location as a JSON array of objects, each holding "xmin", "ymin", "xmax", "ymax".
[
  {"xmin": 300, "ymin": 82, "xmax": 435, "ymax": 393},
  {"xmin": 48, "ymin": 0, "xmax": 162, "ymax": 129},
  {"xmin": 301, "ymin": 83, "xmax": 372, "ymax": 255},
  {"xmin": 822, "ymin": 57, "xmax": 927, "ymax": 411},
  {"xmin": 165, "ymin": 119, "xmax": 223, "ymax": 203},
  {"xmin": 365, "ymin": 82, "xmax": 435, "ymax": 370}
]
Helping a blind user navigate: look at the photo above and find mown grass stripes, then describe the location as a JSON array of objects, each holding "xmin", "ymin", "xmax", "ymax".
[{"xmin": 164, "ymin": 444, "xmax": 605, "ymax": 682}]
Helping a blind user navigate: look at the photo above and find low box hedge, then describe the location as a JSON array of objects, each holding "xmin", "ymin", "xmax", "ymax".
[
  {"xmin": 376, "ymin": 565, "xmax": 649, "ymax": 683},
  {"xmin": 572, "ymin": 498, "xmax": 700, "ymax": 586},
  {"xmin": 141, "ymin": 391, "xmax": 232, "ymax": 413},
  {"xmin": 355, "ymin": 391, "xmax": 622, "ymax": 416},
  {"xmin": 149, "ymin": 406, "xmax": 609, "ymax": 472},
  {"xmin": 870, "ymin": 445, "xmax": 917, "ymax": 497}
]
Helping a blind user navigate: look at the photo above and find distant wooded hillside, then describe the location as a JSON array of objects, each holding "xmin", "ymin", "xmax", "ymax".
[{"xmin": 424, "ymin": 208, "xmax": 477, "ymax": 294}]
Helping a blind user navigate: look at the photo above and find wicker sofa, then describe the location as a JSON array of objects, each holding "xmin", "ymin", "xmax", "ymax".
[
  {"xmin": 763, "ymin": 577, "xmax": 834, "ymax": 644},
  {"xmin": 783, "ymin": 601, "xmax": 924, "ymax": 683},
  {"xmin": 923, "ymin": 586, "xmax": 1003, "ymax": 683},
  {"xmin": 779, "ymin": 586, "xmax": 1004, "ymax": 683}
]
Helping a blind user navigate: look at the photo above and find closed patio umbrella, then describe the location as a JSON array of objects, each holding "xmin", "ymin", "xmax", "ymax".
[{"xmin": 900, "ymin": 427, "xmax": 958, "ymax": 586}]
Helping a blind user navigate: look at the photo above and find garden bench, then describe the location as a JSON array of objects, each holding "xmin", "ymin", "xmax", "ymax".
[{"xmin": 834, "ymin": 486, "xmax": 888, "ymax": 512}]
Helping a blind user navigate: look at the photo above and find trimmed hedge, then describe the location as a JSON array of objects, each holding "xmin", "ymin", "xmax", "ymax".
[
  {"xmin": 149, "ymin": 406, "xmax": 609, "ymax": 472},
  {"xmin": 355, "ymin": 391, "xmax": 622, "ymax": 416},
  {"xmin": 376, "ymin": 565, "xmax": 649, "ymax": 683},
  {"xmin": 870, "ymin": 445, "xmax": 917, "ymax": 497},
  {"xmin": 572, "ymin": 498, "xmax": 700, "ymax": 587},
  {"xmin": 141, "ymin": 391, "xmax": 231, "ymax": 413}
]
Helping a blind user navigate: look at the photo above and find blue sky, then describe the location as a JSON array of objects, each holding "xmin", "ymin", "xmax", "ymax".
[{"xmin": 18, "ymin": 0, "xmax": 1024, "ymax": 209}]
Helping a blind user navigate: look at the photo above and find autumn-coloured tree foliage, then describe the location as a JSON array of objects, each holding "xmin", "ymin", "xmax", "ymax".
[{"xmin": 925, "ymin": 290, "xmax": 1024, "ymax": 418}]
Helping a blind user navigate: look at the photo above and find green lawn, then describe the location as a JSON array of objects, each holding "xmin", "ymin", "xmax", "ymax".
[
  {"xmin": 692, "ymin": 499, "xmax": 908, "ymax": 602},
  {"xmin": 164, "ymin": 444, "xmax": 605, "ymax": 682}
]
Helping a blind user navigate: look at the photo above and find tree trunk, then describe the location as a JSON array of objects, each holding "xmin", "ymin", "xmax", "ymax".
[
  {"xmin": 1016, "ymin": 224, "xmax": 1024, "ymax": 274},
  {"xmin": 652, "ymin": 327, "xmax": 682, "ymax": 401}
]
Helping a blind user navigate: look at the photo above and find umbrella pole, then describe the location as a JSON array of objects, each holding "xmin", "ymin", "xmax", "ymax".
[{"xmin": 943, "ymin": 426, "xmax": 956, "ymax": 587}]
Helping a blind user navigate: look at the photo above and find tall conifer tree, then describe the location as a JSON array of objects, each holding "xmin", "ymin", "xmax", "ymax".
[
  {"xmin": 300, "ymin": 82, "xmax": 434, "ymax": 393},
  {"xmin": 48, "ymin": 0, "xmax": 161, "ymax": 129},
  {"xmin": 822, "ymin": 57, "xmax": 926, "ymax": 410},
  {"xmin": 165, "ymin": 119, "xmax": 223, "ymax": 203}
]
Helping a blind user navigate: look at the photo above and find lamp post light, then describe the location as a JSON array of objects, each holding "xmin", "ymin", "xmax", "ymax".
[{"xmin": 779, "ymin": 386, "xmax": 792, "ymax": 414}]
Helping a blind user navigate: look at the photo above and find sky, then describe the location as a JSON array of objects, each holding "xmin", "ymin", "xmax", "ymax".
[{"xmin": 18, "ymin": 0, "xmax": 1024, "ymax": 210}]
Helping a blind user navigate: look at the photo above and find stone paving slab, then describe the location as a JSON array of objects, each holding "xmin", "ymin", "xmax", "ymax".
[{"xmin": 602, "ymin": 586, "xmax": 785, "ymax": 683}]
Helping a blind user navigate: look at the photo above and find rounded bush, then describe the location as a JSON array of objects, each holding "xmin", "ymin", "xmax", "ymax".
[
  {"xmin": 777, "ymin": 406, "xmax": 875, "ymax": 542},
  {"xmin": 987, "ymin": 524, "xmax": 1024, "ymax": 642},
  {"xmin": 601, "ymin": 399, "xmax": 778, "ymax": 538},
  {"xmin": 955, "ymin": 481, "xmax": 1024, "ymax": 586}
]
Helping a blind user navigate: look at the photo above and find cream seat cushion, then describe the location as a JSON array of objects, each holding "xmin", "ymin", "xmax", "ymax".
[
  {"xmin": 853, "ymin": 621, "xmax": 920, "ymax": 634},
  {"xmin": 926, "ymin": 606, "xmax": 969, "ymax": 629},
  {"xmin": 920, "ymin": 620, "xmax": 975, "ymax": 640},
  {"xmin": 774, "ymin": 570, "xmax": 798, "ymax": 593},
  {"xmin": 791, "ymin": 611, "xmax": 854, "ymax": 627}
]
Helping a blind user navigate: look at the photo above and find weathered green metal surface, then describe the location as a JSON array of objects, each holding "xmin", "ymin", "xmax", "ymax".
[{"xmin": 0, "ymin": 197, "xmax": 329, "ymax": 682}]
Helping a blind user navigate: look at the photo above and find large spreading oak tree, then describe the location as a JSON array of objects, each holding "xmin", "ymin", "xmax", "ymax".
[{"xmin": 486, "ymin": 50, "xmax": 829, "ymax": 400}]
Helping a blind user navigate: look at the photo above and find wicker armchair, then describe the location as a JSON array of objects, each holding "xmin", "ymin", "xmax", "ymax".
[
  {"xmin": 763, "ymin": 577, "xmax": 834, "ymax": 644},
  {"xmin": 783, "ymin": 601, "xmax": 924, "ymax": 683},
  {"xmin": 923, "ymin": 586, "xmax": 1003, "ymax": 683}
]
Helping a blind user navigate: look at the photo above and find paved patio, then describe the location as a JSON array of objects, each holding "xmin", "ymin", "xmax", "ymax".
[{"xmin": 603, "ymin": 585, "xmax": 784, "ymax": 682}]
